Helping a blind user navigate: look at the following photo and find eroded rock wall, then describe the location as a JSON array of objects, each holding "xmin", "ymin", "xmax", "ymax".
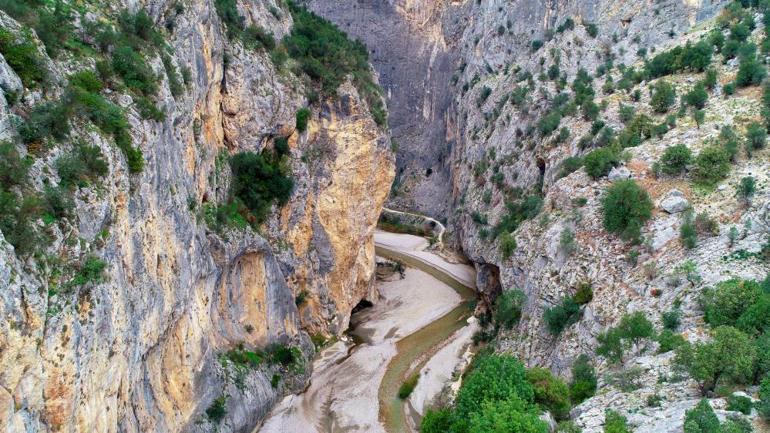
[{"xmin": 0, "ymin": 1, "xmax": 394, "ymax": 432}]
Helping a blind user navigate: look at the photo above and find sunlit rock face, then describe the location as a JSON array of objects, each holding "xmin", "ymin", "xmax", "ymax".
[{"xmin": 0, "ymin": 1, "xmax": 393, "ymax": 432}]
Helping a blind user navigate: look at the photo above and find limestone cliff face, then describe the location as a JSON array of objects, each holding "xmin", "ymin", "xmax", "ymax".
[{"xmin": 0, "ymin": 1, "xmax": 393, "ymax": 432}]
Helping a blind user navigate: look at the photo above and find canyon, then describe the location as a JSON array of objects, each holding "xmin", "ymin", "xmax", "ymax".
[{"xmin": 1, "ymin": 0, "xmax": 770, "ymax": 432}]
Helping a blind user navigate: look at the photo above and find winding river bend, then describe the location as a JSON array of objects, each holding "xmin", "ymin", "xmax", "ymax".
[{"xmin": 257, "ymin": 231, "xmax": 477, "ymax": 433}]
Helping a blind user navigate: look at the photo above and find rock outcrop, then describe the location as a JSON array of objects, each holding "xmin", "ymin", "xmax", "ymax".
[{"xmin": 0, "ymin": 1, "xmax": 393, "ymax": 432}]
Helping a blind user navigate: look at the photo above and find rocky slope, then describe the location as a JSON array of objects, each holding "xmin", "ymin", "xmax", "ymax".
[
  {"xmin": 0, "ymin": 1, "xmax": 393, "ymax": 432},
  {"xmin": 308, "ymin": 0, "xmax": 770, "ymax": 431}
]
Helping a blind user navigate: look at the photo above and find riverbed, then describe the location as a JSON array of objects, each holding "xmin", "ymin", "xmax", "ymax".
[{"xmin": 257, "ymin": 231, "xmax": 477, "ymax": 433}]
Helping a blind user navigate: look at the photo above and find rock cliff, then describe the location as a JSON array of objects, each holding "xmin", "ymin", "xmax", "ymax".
[{"xmin": 0, "ymin": 1, "xmax": 393, "ymax": 432}]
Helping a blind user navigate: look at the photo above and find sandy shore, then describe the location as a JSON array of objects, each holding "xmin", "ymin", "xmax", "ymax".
[{"xmin": 257, "ymin": 232, "xmax": 475, "ymax": 433}]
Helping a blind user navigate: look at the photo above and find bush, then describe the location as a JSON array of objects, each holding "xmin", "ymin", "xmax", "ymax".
[
  {"xmin": 659, "ymin": 144, "xmax": 692, "ymax": 175},
  {"xmin": 685, "ymin": 83, "xmax": 709, "ymax": 109},
  {"xmin": 229, "ymin": 150, "xmax": 294, "ymax": 225},
  {"xmin": 493, "ymin": 195, "xmax": 542, "ymax": 236},
  {"xmin": 681, "ymin": 212, "xmax": 697, "ymax": 249},
  {"xmin": 421, "ymin": 409, "xmax": 453, "ymax": 433},
  {"xmin": 468, "ymin": 395, "xmax": 549, "ymax": 433},
  {"xmin": 585, "ymin": 23, "xmax": 598, "ymax": 38},
  {"xmin": 111, "ymin": 45, "xmax": 158, "ymax": 95},
  {"xmin": 619, "ymin": 104, "xmax": 635, "ymax": 124},
  {"xmin": 603, "ymin": 410, "xmax": 630, "ymax": 433},
  {"xmin": 692, "ymin": 146, "xmax": 731, "ymax": 186},
  {"xmin": 684, "ymin": 400, "xmax": 720, "ymax": 433},
  {"xmin": 601, "ymin": 180, "xmax": 653, "ymax": 242},
  {"xmin": 544, "ymin": 297, "xmax": 581, "ymax": 335},
  {"xmin": 0, "ymin": 28, "xmax": 46, "ymax": 88},
  {"xmin": 737, "ymin": 176, "xmax": 756, "ymax": 202},
  {"xmin": 736, "ymin": 55, "xmax": 767, "ymax": 87},
  {"xmin": 526, "ymin": 367, "xmax": 571, "ymax": 420},
  {"xmin": 499, "ymin": 231, "xmax": 517, "ymax": 259},
  {"xmin": 760, "ymin": 376, "xmax": 770, "ymax": 420},
  {"xmin": 720, "ymin": 126, "xmax": 741, "ymax": 161},
  {"xmin": 0, "ymin": 142, "xmax": 30, "ymax": 188},
  {"xmin": 538, "ymin": 111, "xmax": 562, "ymax": 135},
  {"xmin": 206, "ymin": 395, "xmax": 227, "ymax": 422},
  {"xmin": 726, "ymin": 394, "xmax": 753, "ymax": 414},
  {"xmin": 650, "ymin": 80, "xmax": 676, "ymax": 113},
  {"xmin": 495, "ymin": 289, "xmax": 526, "ymax": 329},
  {"xmin": 559, "ymin": 156, "xmax": 583, "ymax": 179},
  {"xmin": 569, "ymin": 355, "xmax": 597, "ymax": 404},
  {"xmin": 69, "ymin": 256, "xmax": 106, "ymax": 287},
  {"xmin": 701, "ymin": 279, "xmax": 762, "ymax": 327},
  {"xmin": 662, "ymin": 309, "xmax": 681, "ymax": 331},
  {"xmin": 675, "ymin": 326, "xmax": 757, "ymax": 393},
  {"xmin": 574, "ymin": 282, "xmax": 593, "ymax": 305},
  {"xmin": 745, "ymin": 122, "xmax": 767, "ymax": 154},
  {"xmin": 657, "ymin": 329, "xmax": 686, "ymax": 353},
  {"xmin": 453, "ymin": 355, "xmax": 534, "ymax": 432},
  {"xmin": 295, "ymin": 107, "xmax": 311, "ymax": 132},
  {"xmin": 735, "ymin": 295, "xmax": 770, "ymax": 336},
  {"xmin": 583, "ymin": 147, "xmax": 619, "ymax": 179},
  {"xmin": 398, "ymin": 373, "xmax": 419, "ymax": 399}
]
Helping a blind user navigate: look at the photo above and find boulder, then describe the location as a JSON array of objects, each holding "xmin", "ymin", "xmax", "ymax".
[
  {"xmin": 608, "ymin": 166, "xmax": 631, "ymax": 181},
  {"xmin": 660, "ymin": 190, "xmax": 689, "ymax": 214}
]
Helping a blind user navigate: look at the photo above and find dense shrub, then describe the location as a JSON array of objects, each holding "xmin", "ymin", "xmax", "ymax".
[
  {"xmin": 495, "ymin": 289, "xmax": 526, "ymax": 329},
  {"xmin": 659, "ymin": 144, "xmax": 692, "ymax": 175},
  {"xmin": 56, "ymin": 143, "xmax": 108, "ymax": 189},
  {"xmin": 398, "ymin": 373, "xmax": 419, "ymax": 399},
  {"xmin": 538, "ymin": 111, "xmax": 563, "ymax": 135},
  {"xmin": 603, "ymin": 410, "xmax": 630, "ymax": 433},
  {"xmin": 597, "ymin": 312, "xmax": 654, "ymax": 362},
  {"xmin": 0, "ymin": 28, "xmax": 46, "ymax": 88},
  {"xmin": 0, "ymin": 142, "xmax": 30, "ymax": 188},
  {"xmin": 526, "ymin": 367, "xmax": 571, "ymax": 420},
  {"xmin": 493, "ymin": 194, "xmax": 542, "ymax": 236},
  {"xmin": 735, "ymin": 294, "xmax": 770, "ymax": 336},
  {"xmin": 760, "ymin": 376, "xmax": 770, "ymax": 420},
  {"xmin": 650, "ymin": 80, "xmax": 677, "ymax": 113},
  {"xmin": 692, "ymin": 146, "xmax": 731, "ymax": 186},
  {"xmin": 69, "ymin": 256, "xmax": 107, "ymax": 287},
  {"xmin": 111, "ymin": 45, "xmax": 158, "ymax": 96},
  {"xmin": 601, "ymin": 180, "xmax": 653, "ymax": 242},
  {"xmin": 735, "ymin": 52, "xmax": 767, "ymax": 87},
  {"xmin": 19, "ymin": 101, "xmax": 71, "ymax": 146},
  {"xmin": 229, "ymin": 150, "xmax": 294, "ymax": 225},
  {"xmin": 684, "ymin": 400, "xmax": 720, "ymax": 433},
  {"xmin": 745, "ymin": 122, "xmax": 767, "ymax": 154},
  {"xmin": 645, "ymin": 40, "xmax": 713, "ymax": 79},
  {"xmin": 662, "ymin": 309, "xmax": 681, "ymax": 331},
  {"xmin": 574, "ymin": 282, "xmax": 593, "ymax": 305},
  {"xmin": 675, "ymin": 326, "xmax": 757, "ymax": 393},
  {"xmin": 685, "ymin": 83, "xmax": 708, "ymax": 109},
  {"xmin": 583, "ymin": 147, "xmax": 619, "ymax": 179},
  {"xmin": 585, "ymin": 23, "xmax": 598, "ymax": 38},
  {"xmin": 450, "ymin": 354, "xmax": 535, "ymax": 432},
  {"xmin": 657, "ymin": 329, "xmax": 686, "ymax": 353},
  {"xmin": 468, "ymin": 395, "xmax": 549, "ymax": 433},
  {"xmin": 499, "ymin": 231, "xmax": 517, "ymax": 259},
  {"xmin": 544, "ymin": 297, "xmax": 581, "ymax": 335},
  {"xmin": 726, "ymin": 394, "xmax": 753, "ymax": 414},
  {"xmin": 569, "ymin": 354, "xmax": 597, "ymax": 404},
  {"xmin": 681, "ymin": 211, "xmax": 697, "ymax": 249},
  {"xmin": 701, "ymin": 279, "xmax": 762, "ymax": 327},
  {"xmin": 737, "ymin": 176, "xmax": 756, "ymax": 202},
  {"xmin": 295, "ymin": 107, "xmax": 311, "ymax": 132},
  {"xmin": 206, "ymin": 395, "xmax": 227, "ymax": 422},
  {"xmin": 284, "ymin": 2, "xmax": 386, "ymax": 125}
]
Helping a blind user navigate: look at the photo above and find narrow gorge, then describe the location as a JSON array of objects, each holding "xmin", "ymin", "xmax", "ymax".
[{"xmin": 1, "ymin": 0, "xmax": 770, "ymax": 433}]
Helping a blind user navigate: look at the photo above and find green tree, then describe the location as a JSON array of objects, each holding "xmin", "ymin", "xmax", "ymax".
[
  {"xmin": 544, "ymin": 297, "xmax": 581, "ymax": 335},
  {"xmin": 736, "ymin": 55, "xmax": 767, "ymax": 87},
  {"xmin": 296, "ymin": 108, "xmax": 311, "ymax": 132},
  {"xmin": 735, "ymin": 295, "xmax": 770, "ymax": 336},
  {"xmin": 583, "ymin": 147, "xmax": 619, "ymax": 179},
  {"xmin": 618, "ymin": 311, "xmax": 654, "ymax": 347},
  {"xmin": 526, "ymin": 368, "xmax": 571, "ymax": 420},
  {"xmin": 229, "ymin": 150, "xmax": 294, "ymax": 224},
  {"xmin": 650, "ymin": 80, "xmax": 676, "ymax": 113},
  {"xmin": 683, "ymin": 399, "xmax": 720, "ymax": 433},
  {"xmin": 701, "ymin": 279, "xmax": 762, "ymax": 327},
  {"xmin": 453, "ymin": 355, "xmax": 534, "ymax": 431},
  {"xmin": 736, "ymin": 176, "xmax": 756, "ymax": 202},
  {"xmin": 420, "ymin": 409, "xmax": 453, "ymax": 433},
  {"xmin": 675, "ymin": 326, "xmax": 757, "ymax": 393},
  {"xmin": 745, "ymin": 122, "xmax": 767, "ymax": 154},
  {"xmin": 468, "ymin": 395, "xmax": 549, "ymax": 433},
  {"xmin": 569, "ymin": 355, "xmax": 597, "ymax": 404},
  {"xmin": 692, "ymin": 146, "xmax": 731, "ymax": 186},
  {"xmin": 659, "ymin": 144, "xmax": 692, "ymax": 175},
  {"xmin": 601, "ymin": 180, "xmax": 653, "ymax": 242},
  {"xmin": 495, "ymin": 289, "xmax": 527, "ymax": 329},
  {"xmin": 685, "ymin": 82, "xmax": 708, "ymax": 109}
]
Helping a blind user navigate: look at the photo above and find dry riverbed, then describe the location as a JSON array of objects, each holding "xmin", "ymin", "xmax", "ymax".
[{"xmin": 257, "ymin": 232, "xmax": 477, "ymax": 433}]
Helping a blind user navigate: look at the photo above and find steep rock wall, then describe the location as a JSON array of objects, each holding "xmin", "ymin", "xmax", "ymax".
[{"xmin": 0, "ymin": 1, "xmax": 394, "ymax": 433}]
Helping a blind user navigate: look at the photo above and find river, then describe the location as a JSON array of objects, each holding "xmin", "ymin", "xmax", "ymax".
[{"xmin": 257, "ymin": 231, "xmax": 477, "ymax": 433}]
